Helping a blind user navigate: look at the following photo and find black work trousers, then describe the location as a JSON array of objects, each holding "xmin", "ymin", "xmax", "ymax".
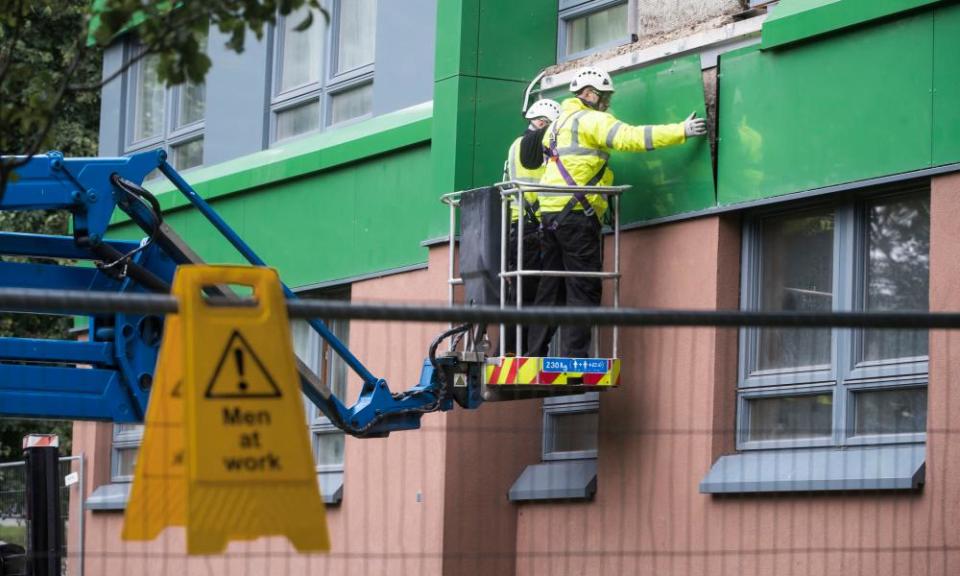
[
  {"xmin": 525, "ymin": 211, "xmax": 602, "ymax": 358},
  {"xmin": 504, "ymin": 220, "xmax": 541, "ymax": 354}
]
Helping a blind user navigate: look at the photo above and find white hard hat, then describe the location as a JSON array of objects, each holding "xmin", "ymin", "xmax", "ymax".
[
  {"xmin": 525, "ymin": 98, "xmax": 561, "ymax": 123},
  {"xmin": 569, "ymin": 66, "xmax": 615, "ymax": 93}
]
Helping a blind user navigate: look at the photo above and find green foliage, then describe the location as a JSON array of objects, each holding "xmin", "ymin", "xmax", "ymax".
[
  {"xmin": 0, "ymin": 0, "xmax": 330, "ymax": 461},
  {"xmin": 0, "ymin": 0, "xmax": 328, "ymax": 195}
]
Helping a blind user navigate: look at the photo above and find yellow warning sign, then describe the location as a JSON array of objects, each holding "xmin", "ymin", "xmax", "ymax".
[
  {"xmin": 122, "ymin": 265, "xmax": 330, "ymax": 555},
  {"xmin": 122, "ymin": 313, "xmax": 186, "ymax": 542},
  {"xmin": 206, "ymin": 331, "xmax": 282, "ymax": 399}
]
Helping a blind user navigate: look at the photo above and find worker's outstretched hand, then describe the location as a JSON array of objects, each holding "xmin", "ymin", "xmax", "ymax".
[{"xmin": 683, "ymin": 112, "xmax": 707, "ymax": 137}]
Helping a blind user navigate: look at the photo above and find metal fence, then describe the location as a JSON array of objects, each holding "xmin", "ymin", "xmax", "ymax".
[{"xmin": 0, "ymin": 456, "xmax": 84, "ymax": 576}]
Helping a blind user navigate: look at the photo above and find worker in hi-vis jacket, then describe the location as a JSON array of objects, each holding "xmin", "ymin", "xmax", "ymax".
[
  {"xmin": 501, "ymin": 98, "xmax": 561, "ymax": 354},
  {"xmin": 525, "ymin": 66, "xmax": 707, "ymax": 358}
]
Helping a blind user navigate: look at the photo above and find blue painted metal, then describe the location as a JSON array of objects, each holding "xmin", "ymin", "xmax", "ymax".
[
  {"xmin": 541, "ymin": 357, "xmax": 610, "ymax": 374},
  {"xmin": 0, "ymin": 150, "xmax": 478, "ymax": 435},
  {"xmin": 159, "ymin": 161, "xmax": 467, "ymax": 434},
  {"xmin": 0, "ymin": 261, "xmax": 120, "ymax": 293},
  {"xmin": 0, "ymin": 363, "xmax": 140, "ymax": 422},
  {"xmin": 0, "ymin": 338, "xmax": 115, "ymax": 365},
  {"xmin": 0, "ymin": 232, "xmax": 139, "ymax": 259}
]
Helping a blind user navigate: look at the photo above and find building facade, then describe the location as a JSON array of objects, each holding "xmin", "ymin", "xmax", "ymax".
[{"xmin": 69, "ymin": 1, "xmax": 960, "ymax": 575}]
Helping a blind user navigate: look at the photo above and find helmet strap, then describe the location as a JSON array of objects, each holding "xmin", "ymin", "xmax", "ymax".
[{"xmin": 578, "ymin": 94, "xmax": 600, "ymax": 110}]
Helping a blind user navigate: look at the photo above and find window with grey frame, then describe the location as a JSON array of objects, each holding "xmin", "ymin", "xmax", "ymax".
[
  {"xmin": 738, "ymin": 185, "xmax": 930, "ymax": 450},
  {"xmin": 558, "ymin": 0, "xmax": 632, "ymax": 62},
  {"xmin": 111, "ymin": 423, "xmax": 143, "ymax": 482},
  {"xmin": 124, "ymin": 37, "xmax": 207, "ymax": 173},
  {"xmin": 292, "ymin": 287, "xmax": 351, "ymax": 478},
  {"xmin": 271, "ymin": 0, "xmax": 376, "ymax": 142},
  {"xmin": 543, "ymin": 392, "xmax": 600, "ymax": 460}
]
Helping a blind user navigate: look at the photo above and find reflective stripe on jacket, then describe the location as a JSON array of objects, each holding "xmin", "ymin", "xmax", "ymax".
[
  {"xmin": 539, "ymin": 98, "xmax": 687, "ymax": 218},
  {"xmin": 504, "ymin": 135, "xmax": 544, "ymax": 222}
]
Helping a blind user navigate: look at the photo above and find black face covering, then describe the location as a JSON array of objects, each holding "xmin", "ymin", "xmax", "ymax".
[{"xmin": 519, "ymin": 126, "xmax": 549, "ymax": 170}]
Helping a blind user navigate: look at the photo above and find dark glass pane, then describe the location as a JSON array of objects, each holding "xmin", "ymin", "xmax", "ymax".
[
  {"xmin": 276, "ymin": 100, "xmax": 320, "ymax": 140},
  {"xmin": 337, "ymin": 0, "xmax": 377, "ymax": 73},
  {"xmin": 566, "ymin": 3, "xmax": 628, "ymax": 55},
  {"xmin": 748, "ymin": 394, "xmax": 833, "ymax": 441},
  {"xmin": 863, "ymin": 194, "xmax": 930, "ymax": 361},
  {"xmin": 854, "ymin": 387, "xmax": 927, "ymax": 435},
  {"xmin": 280, "ymin": 4, "xmax": 323, "ymax": 91},
  {"xmin": 314, "ymin": 432, "xmax": 345, "ymax": 467},
  {"xmin": 757, "ymin": 210, "xmax": 834, "ymax": 371},
  {"xmin": 172, "ymin": 138, "xmax": 203, "ymax": 171},
  {"xmin": 549, "ymin": 411, "xmax": 598, "ymax": 453}
]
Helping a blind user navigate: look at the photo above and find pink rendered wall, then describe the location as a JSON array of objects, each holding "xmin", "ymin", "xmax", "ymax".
[
  {"xmin": 68, "ymin": 248, "xmax": 449, "ymax": 576},
  {"xmin": 514, "ymin": 203, "xmax": 960, "ymax": 576},
  {"xmin": 67, "ymin": 245, "xmax": 540, "ymax": 576}
]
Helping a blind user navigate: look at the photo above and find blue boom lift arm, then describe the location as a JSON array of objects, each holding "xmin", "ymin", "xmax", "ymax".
[{"xmin": 0, "ymin": 150, "xmax": 484, "ymax": 437}]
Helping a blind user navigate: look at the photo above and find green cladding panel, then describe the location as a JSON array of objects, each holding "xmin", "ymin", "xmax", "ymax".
[
  {"xmin": 762, "ymin": 0, "xmax": 945, "ymax": 49},
  {"xmin": 544, "ymin": 55, "xmax": 714, "ymax": 223},
  {"xmin": 603, "ymin": 55, "xmax": 714, "ymax": 223},
  {"xmin": 474, "ymin": 77, "xmax": 529, "ymax": 186},
  {"xmin": 432, "ymin": 0, "xmax": 558, "ymax": 212},
  {"xmin": 718, "ymin": 11, "xmax": 934, "ymax": 205},
  {"xmin": 933, "ymin": 3, "xmax": 960, "ymax": 166},
  {"xmin": 435, "ymin": 0, "xmax": 480, "ymax": 80},
  {"xmin": 111, "ymin": 146, "xmax": 434, "ymax": 289},
  {"xmin": 476, "ymin": 0, "xmax": 558, "ymax": 81}
]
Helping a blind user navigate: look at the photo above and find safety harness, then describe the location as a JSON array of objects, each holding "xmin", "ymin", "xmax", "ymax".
[
  {"xmin": 546, "ymin": 110, "xmax": 608, "ymax": 229},
  {"xmin": 505, "ymin": 138, "xmax": 543, "ymax": 228}
]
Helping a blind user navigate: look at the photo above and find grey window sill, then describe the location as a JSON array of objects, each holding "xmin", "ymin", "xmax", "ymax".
[
  {"xmin": 509, "ymin": 459, "xmax": 597, "ymax": 502},
  {"xmin": 700, "ymin": 444, "xmax": 925, "ymax": 494},
  {"xmin": 85, "ymin": 472, "xmax": 344, "ymax": 511},
  {"xmin": 85, "ymin": 482, "xmax": 131, "ymax": 511}
]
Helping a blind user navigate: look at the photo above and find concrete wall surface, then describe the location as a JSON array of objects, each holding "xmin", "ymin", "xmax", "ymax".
[{"xmin": 634, "ymin": 0, "xmax": 743, "ymax": 39}]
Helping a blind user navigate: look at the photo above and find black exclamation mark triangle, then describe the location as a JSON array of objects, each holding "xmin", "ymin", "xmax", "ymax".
[{"xmin": 205, "ymin": 331, "xmax": 283, "ymax": 399}]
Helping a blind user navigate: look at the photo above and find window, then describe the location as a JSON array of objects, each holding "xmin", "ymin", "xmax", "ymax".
[
  {"xmin": 543, "ymin": 393, "xmax": 599, "ymax": 460},
  {"xmin": 271, "ymin": 0, "xmax": 376, "ymax": 142},
  {"xmin": 111, "ymin": 424, "xmax": 143, "ymax": 482},
  {"xmin": 292, "ymin": 287, "xmax": 351, "ymax": 475},
  {"xmin": 739, "ymin": 186, "xmax": 930, "ymax": 450},
  {"xmin": 125, "ymin": 36, "xmax": 207, "ymax": 172},
  {"xmin": 558, "ymin": 0, "xmax": 631, "ymax": 62}
]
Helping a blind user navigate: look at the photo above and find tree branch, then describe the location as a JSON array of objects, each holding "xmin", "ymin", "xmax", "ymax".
[{"xmin": 0, "ymin": 0, "xmax": 27, "ymax": 88}]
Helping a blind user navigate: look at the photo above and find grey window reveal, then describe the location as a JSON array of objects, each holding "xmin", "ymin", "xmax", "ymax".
[
  {"xmin": 558, "ymin": 0, "xmax": 631, "ymax": 62},
  {"xmin": 735, "ymin": 185, "xmax": 930, "ymax": 458}
]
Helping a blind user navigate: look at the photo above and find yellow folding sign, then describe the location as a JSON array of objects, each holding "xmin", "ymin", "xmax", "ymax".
[{"xmin": 123, "ymin": 265, "xmax": 330, "ymax": 555}]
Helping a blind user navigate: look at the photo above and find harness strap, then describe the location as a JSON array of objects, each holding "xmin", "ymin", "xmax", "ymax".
[{"xmin": 546, "ymin": 111, "xmax": 607, "ymax": 229}]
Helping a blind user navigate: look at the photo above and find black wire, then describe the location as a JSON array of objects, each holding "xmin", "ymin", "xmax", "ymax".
[
  {"xmin": 428, "ymin": 324, "xmax": 472, "ymax": 371},
  {"xmin": 96, "ymin": 174, "xmax": 164, "ymax": 271}
]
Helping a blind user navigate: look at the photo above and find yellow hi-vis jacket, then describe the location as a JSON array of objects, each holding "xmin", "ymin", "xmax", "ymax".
[
  {"xmin": 503, "ymin": 134, "xmax": 545, "ymax": 223},
  {"xmin": 540, "ymin": 97, "xmax": 688, "ymax": 219}
]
